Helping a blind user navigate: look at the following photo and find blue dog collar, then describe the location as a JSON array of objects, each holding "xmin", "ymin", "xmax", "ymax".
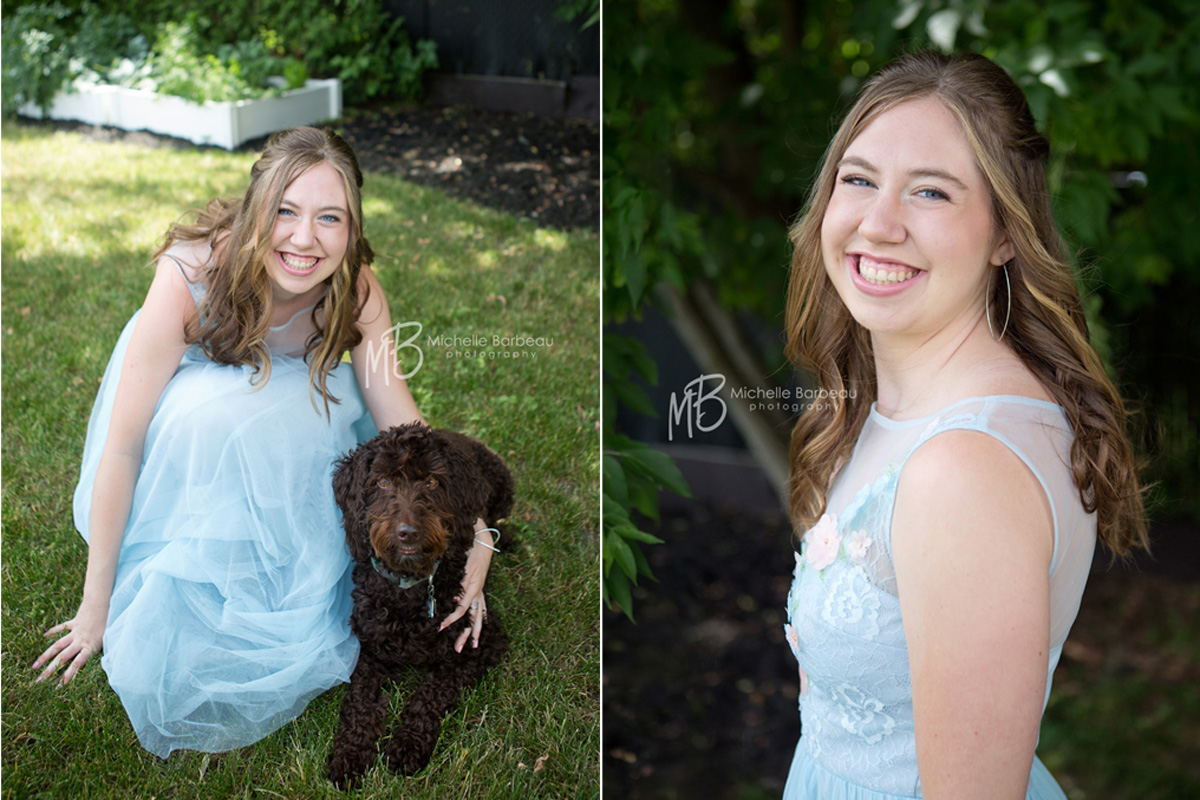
[{"xmin": 370, "ymin": 557, "xmax": 439, "ymax": 618}]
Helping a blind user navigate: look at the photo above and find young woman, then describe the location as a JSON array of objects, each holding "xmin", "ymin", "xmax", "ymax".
[
  {"xmin": 32, "ymin": 127, "xmax": 496, "ymax": 757},
  {"xmin": 782, "ymin": 51, "xmax": 1147, "ymax": 798}
]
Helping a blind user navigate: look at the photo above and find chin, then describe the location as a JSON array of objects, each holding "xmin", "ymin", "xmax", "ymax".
[{"xmin": 270, "ymin": 266, "xmax": 337, "ymax": 297}]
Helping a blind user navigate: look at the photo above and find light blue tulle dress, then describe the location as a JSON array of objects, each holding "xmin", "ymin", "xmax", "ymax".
[
  {"xmin": 783, "ymin": 396, "xmax": 1097, "ymax": 798},
  {"xmin": 74, "ymin": 256, "xmax": 376, "ymax": 758}
]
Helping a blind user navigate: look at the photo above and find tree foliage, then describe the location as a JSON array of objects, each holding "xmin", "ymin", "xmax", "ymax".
[{"xmin": 602, "ymin": 0, "xmax": 1200, "ymax": 616}]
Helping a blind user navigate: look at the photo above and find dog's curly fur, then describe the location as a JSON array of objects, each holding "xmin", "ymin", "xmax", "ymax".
[{"xmin": 326, "ymin": 422, "xmax": 513, "ymax": 789}]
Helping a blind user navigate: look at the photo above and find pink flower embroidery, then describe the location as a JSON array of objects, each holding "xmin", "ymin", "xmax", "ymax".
[
  {"xmin": 784, "ymin": 624, "xmax": 809, "ymax": 697},
  {"xmin": 805, "ymin": 513, "xmax": 842, "ymax": 570},
  {"xmin": 847, "ymin": 531, "xmax": 873, "ymax": 561},
  {"xmin": 784, "ymin": 623, "xmax": 801, "ymax": 660}
]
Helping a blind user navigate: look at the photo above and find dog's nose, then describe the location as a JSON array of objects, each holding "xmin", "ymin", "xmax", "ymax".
[{"xmin": 395, "ymin": 523, "xmax": 417, "ymax": 540}]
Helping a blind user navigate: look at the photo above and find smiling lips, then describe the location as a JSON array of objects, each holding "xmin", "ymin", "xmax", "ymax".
[
  {"xmin": 279, "ymin": 251, "xmax": 321, "ymax": 275},
  {"xmin": 854, "ymin": 253, "xmax": 920, "ymax": 285}
]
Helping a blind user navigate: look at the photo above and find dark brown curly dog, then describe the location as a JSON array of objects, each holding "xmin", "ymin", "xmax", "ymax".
[{"xmin": 326, "ymin": 423, "xmax": 512, "ymax": 789}]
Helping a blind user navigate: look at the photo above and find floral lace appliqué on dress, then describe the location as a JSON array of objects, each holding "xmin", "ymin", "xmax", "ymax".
[{"xmin": 782, "ymin": 396, "xmax": 1096, "ymax": 800}]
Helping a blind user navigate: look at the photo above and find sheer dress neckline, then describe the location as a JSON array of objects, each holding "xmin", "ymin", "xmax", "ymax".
[
  {"xmin": 783, "ymin": 395, "xmax": 1096, "ymax": 798},
  {"xmin": 163, "ymin": 251, "xmax": 325, "ymax": 359},
  {"xmin": 868, "ymin": 394, "xmax": 1063, "ymax": 427}
]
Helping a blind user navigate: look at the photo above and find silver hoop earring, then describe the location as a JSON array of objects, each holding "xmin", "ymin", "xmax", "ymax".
[{"xmin": 986, "ymin": 262, "xmax": 1012, "ymax": 342}]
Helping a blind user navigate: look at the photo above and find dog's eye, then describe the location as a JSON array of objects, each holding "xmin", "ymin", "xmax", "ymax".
[
  {"xmin": 377, "ymin": 477, "xmax": 391, "ymax": 489},
  {"xmin": 425, "ymin": 477, "xmax": 438, "ymax": 489}
]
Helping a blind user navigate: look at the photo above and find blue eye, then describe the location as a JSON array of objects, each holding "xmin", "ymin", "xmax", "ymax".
[
  {"xmin": 840, "ymin": 175, "xmax": 874, "ymax": 189},
  {"xmin": 278, "ymin": 207, "xmax": 296, "ymax": 217},
  {"xmin": 320, "ymin": 213, "xmax": 341, "ymax": 224},
  {"xmin": 916, "ymin": 187, "xmax": 949, "ymax": 200}
]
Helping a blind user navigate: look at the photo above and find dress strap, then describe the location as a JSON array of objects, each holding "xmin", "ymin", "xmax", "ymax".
[{"xmin": 160, "ymin": 252, "xmax": 208, "ymax": 310}]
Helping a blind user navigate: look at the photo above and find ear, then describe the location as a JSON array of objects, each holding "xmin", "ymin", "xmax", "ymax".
[
  {"xmin": 435, "ymin": 430, "xmax": 489, "ymax": 521},
  {"xmin": 473, "ymin": 440, "xmax": 514, "ymax": 523},
  {"xmin": 989, "ymin": 231, "xmax": 1014, "ymax": 267},
  {"xmin": 332, "ymin": 441, "xmax": 377, "ymax": 563}
]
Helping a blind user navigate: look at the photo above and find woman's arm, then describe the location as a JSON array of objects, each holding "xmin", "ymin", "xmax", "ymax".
[
  {"xmin": 34, "ymin": 255, "xmax": 193, "ymax": 685},
  {"xmin": 349, "ymin": 267, "xmax": 423, "ymax": 430},
  {"xmin": 891, "ymin": 430, "xmax": 1054, "ymax": 800},
  {"xmin": 349, "ymin": 267, "xmax": 491, "ymax": 651}
]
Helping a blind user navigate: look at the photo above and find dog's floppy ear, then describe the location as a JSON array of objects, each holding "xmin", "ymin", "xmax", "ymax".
[
  {"xmin": 472, "ymin": 440, "xmax": 514, "ymax": 523},
  {"xmin": 333, "ymin": 439, "xmax": 378, "ymax": 563},
  {"xmin": 447, "ymin": 432, "xmax": 514, "ymax": 523},
  {"xmin": 434, "ymin": 430, "xmax": 489, "ymax": 523}
]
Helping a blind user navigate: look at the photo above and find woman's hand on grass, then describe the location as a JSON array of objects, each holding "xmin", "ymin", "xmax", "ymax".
[
  {"xmin": 439, "ymin": 524, "xmax": 496, "ymax": 653},
  {"xmin": 33, "ymin": 601, "xmax": 106, "ymax": 686}
]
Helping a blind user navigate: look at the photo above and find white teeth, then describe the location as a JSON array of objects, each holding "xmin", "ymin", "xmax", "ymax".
[
  {"xmin": 281, "ymin": 253, "xmax": 319, "ymax": 270},
  {"xmin": 857, "ymin": 257, "xmax": 917, "ymax": 285}
]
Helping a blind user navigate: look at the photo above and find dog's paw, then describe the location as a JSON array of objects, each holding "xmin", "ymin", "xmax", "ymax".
[
  {"xmin": 327, "ymin": 750, "xmax": 370, "ymax": 791},
  {"xmin": 384, "ymin": 731, "xmax": 437, "ymax": 776}
]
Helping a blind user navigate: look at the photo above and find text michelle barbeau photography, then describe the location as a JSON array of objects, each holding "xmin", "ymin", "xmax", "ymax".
[
  {"xmin": 668, "ymin": 373, "xmax": 857, "ymax": 441},
  {"xmin": 429, "ymin": 332, "xmax": 554, "ymax": 363}
]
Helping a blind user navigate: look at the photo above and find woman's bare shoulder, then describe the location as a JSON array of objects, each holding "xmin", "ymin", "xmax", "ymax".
[
  {"xmin": 354, "ymin": 266, "xmax": 387, "ymax": 323},
  {"xmin": 161, "ymin": 237, "xmax": 214, "ymax": 269},
  {"xmin": 893, "ymin": 429, "xmax": 1054, "ymax": 565}
]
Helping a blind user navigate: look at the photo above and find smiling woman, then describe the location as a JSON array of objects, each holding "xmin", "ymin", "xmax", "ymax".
[
  {"xmin": 166, "ymin": 127, "xmax": 377, "ymax": 408},
  {"xmin": 779, "ymin": 50, "xmax": 1149, "ymax": 800},
  {"xmin": 820, "ymin": 96, "xmax": 1013, "ymax": 337},
  {"xmin": 267, "ymin": 163, "xmax": 351, "ymax": 303},
  {"xmin": 30, "ymin": 126, "xmax": 497, "ymax": 758}
]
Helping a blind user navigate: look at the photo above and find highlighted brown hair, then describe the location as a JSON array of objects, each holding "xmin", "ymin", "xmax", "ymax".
[{"xmin": 154, "ymin": 126, "xmax": 375, "ymax": 413}]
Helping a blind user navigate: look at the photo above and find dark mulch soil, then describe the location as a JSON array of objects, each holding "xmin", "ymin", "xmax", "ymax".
[
  {"xmin": 17, "ymin": 103, "xmax": 599, "ymax": 231},
  {"xmin": 603, "ymin": 504, "xmax": 1200, "ymax": 800},
  {"xmin": 603, "ymin": 504, "xmax": 799, "ymax": 800},
  {"xmin": 336, "ymin": 104, "xmax": 598, "ymax": 231}
]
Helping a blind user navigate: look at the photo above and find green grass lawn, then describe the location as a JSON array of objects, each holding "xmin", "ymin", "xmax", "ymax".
[{"xmin": 1, "ymin": 121, "xmax": 600, "ymax": 799}]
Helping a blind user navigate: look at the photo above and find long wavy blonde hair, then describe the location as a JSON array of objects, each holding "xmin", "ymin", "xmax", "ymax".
[
  {"xmin": 154, "ymin": 126, "xmax": 374, "ymax": 413},
  {"xmin": 785, "ymin": 50, "xmax": 1148, "ymax": 556}
]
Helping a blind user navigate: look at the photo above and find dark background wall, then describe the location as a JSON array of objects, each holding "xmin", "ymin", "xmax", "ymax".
[{"xmin": 384, "ymin": 0, "xmax": 599, "ymax": 79}]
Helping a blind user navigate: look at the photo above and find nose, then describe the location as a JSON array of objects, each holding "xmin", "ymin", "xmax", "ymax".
[
  {"xmin": 396, "ymin": 523, "xmax": 417, "ymax": 541},
  {"xmin": 290, "ymin": 217, "xmax": 316, "ymax": 248},
  {"xmin": 858, "ymin": 192, "xmax": 906, "ymax": 244}
]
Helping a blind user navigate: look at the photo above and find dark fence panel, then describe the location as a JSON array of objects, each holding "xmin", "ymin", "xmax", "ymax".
[{"xmin": 384, "ymin": 0, "xmax": 599, "ymax": 81}]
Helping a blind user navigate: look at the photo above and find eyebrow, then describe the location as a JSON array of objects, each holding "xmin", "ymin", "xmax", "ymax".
[{"xmin": 837, "ymin": 155, "xmax": 970, "ymax": 192}]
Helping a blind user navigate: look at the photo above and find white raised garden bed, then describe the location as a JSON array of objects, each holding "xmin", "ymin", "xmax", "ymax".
[{"xmin": 19, "ymin": 78, "xmax": 342, "ymax": 150}]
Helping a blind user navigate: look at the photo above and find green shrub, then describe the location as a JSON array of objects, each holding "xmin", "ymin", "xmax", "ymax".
[
  {"xmin": 2, "ymin": 0, "xmax": 437, "ymax": 115},
  {"xmin": 168, "ymin": 0, "xmax": 439, "ymax": 104},
  {"xmin": 1, "ymin": 3, "xmax": 77, "ymax": 116},
  {"xmin": 143, "ymin": 20, "xmax": 307, "ymax": 103}
]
